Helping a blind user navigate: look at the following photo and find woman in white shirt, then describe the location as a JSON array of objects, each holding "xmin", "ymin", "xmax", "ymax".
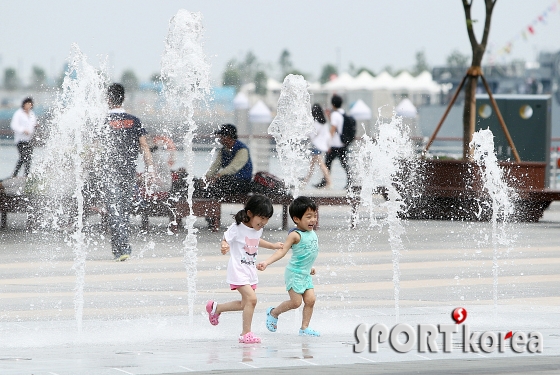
[
  {"xmin": 10, "ymin": 97, "xmax": 37, "ymax": 177},
  {"xmin": 302, "ymin": 104, "xmax": 332, "ymax": 189}
]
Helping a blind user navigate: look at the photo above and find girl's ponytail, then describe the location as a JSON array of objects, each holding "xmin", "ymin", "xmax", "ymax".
[{"xmin": 234, "ymin": 209, "xmax": 250, "ymax": 225}]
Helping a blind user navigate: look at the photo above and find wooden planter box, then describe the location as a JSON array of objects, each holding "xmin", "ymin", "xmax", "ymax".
[{"xmin": 403, "ymin": 159, "xmax": 555, "ymax": 222}]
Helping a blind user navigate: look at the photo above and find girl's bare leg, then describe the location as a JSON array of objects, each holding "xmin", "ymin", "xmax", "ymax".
[
  {"xmin": 318, "ymin": 156, "xmax": 332, "ymax": 187},
  {"xmin": 215, "ymin": 285, "xmax": 257, "ymax": 335},
  {"xmin": 301, "ymin": 288, "xmax": 316, "ymax": 329},
  {"xmin": 303, "ymin": 156, "xmax": 319, "ymax": 185},
  {"xmin": 270, "ymin": 288, "xmax": 302, "ymax": 318}
]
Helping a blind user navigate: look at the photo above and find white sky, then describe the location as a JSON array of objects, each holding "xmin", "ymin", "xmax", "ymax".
[{"xmin": 2, "ymin": 0, "xmax": 560, "ymax": 84}]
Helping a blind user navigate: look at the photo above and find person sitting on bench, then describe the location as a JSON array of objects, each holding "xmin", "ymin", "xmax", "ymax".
[{"xmin": 198, "ymin": 124, "xmax": 253, "ymax": 198}]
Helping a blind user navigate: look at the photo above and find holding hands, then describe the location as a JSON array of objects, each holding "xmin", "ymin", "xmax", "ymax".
[{"xmin": 271, "ymin": 242, "xmax": 283, "ymax": 250}]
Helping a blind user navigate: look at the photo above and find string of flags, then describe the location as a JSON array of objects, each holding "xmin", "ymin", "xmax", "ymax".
[{"xmin": 487, "ymin": 0, "xmax": 559, "ymax": 63}]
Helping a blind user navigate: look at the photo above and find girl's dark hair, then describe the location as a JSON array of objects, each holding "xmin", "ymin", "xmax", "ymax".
[
  {"xmin": 289, "ymin": 196, "xmax": 317, "ymax": 222},
  {"xmin": 311, "ymin": 103, "xmax": 326, "ymax": 124},
  {"xmin": 234, "ymin": 194, "xmax": 274, "ymax": 225}
]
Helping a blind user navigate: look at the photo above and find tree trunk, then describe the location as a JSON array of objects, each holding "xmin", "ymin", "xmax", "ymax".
[
  {"xmin": 461, "ymin": 0, "xmax": 496, "ymax": 159},
  {"xmin": 462, "ymin": 76, "xmax": 478, "ymax": 159}
]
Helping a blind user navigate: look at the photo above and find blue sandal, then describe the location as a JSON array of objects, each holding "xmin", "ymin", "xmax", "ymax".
[
  {"xmin": 266, "ymin": 307, "xmax": 278, "ymax": 332},
  {"xmin": 299, "ymin": 328, "xmax": 320, "ymax": 337}
]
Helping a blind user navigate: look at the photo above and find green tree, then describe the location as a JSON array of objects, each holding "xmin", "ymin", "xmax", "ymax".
[
  {"xmin": 446, "ymin": 49, "xmax": 470, "ymax": 69},
  {"xmin": 121, "ymin": 69, "xmax": 138, "ymax": 92},
  {"xmin": 348, "ymin": 62, "xmax": 356, "ymax": 76},
  {"xmin": 4, "ymin": 68, "xmax": 18, "ymax": 90},
  {"xmin": 412, "ymin": 50, "xmax": 430, "ymax": 76},
  {"xmin": 381, "ymin": 65, "xmax": 395, "ymax": 75},
  {"xmin": 31, "ymin": 66, "xmax": 47, "ymax": 89},
  {"xmin": 319, "ymin": 64, "xmax": 338, "ymax": 84},
  {"xmin": 240, "ymin": 51, "xmax": 258, "ymax": 83},
  {"xmin": 222, "ymin": 60, "xmax": 242, "ymax": 90},
  {"xmin": 254, "ymin": 70, "xmax": 267, "ymax": 96},
  {"xmin": 150, "ymin": 73, "xmax": 161, "ymax": 83},
  {"xmin": 356, "ymin": 67, "xmax": 375, "ymax": 76},
  {"xmin": 56, "ymin": 63, "xmax": 69, "ymax": 87},
  {"xmin": 288, "ymin": 69, "xmax": 306, "ymax": 77},
  {"xmin": 278, "ymin": 49, "xmax": 293, "ymax": 79}
]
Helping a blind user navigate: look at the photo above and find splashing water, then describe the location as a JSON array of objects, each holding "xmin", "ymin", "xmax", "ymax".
[
  {"xmin": 268, "ymin": 74, "xmax": 314, "ymax": 198},
  {"xmin": 470, "ymin": 128, "xmax": 517, "ymax": 316},
  {"xmin": 35, "ymin": 44, "xmax": 108, "ymax": 331},
  {"xmin": 354, "ymin": 114, "xmax": 416, "ymax": 322},
  {"xmin": 161, "ymin": 10, "xmax": 211, "ymax": 323}
]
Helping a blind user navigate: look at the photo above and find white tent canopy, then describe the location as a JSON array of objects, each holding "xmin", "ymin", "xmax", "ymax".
[
  {"xmin": 352, "ymin": 71, "xmax": 377, "ymax": 90},
  {"xmin": 370, "ymin": 71, "xmax": 395, "ymax": 90},
  {"xmin": 319, "ymin": 70, "xmax": 442, "ymax": 93},
  {"xmin": 233, "ymin": 92, "xmax": 249, "ymax": 110},
  {"xmin": 410, "ymin": 71, "xmax": 442, "ymax": 93},
  {"xmin": 323, "ymin": 72, "xmax": 355, "ymax": 91},
  {"xmin": 248, "ymin": 100, "xmax": 272, "ymax": 123},
  {"xmin": 393, "ymin": 71, "xmax": 416, "ymax": 90},
  {"xmin": 266, "ymin": 78, "xmax": 282, "ymax": 91},
  {"xmin": 349, "ymin": 99, "xmax": 372, "ymax": 120},
  {"xmin": 395, "ymin": 98, "xmax": 417, "ymax": 118}
]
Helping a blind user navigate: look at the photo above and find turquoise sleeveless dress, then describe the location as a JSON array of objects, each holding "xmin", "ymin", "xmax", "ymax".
[{"xmin": 285, "ymin": 229, "xmax": 319, "ymax": 293}]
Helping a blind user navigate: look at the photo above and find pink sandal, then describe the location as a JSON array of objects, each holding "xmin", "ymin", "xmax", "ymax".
[
  {"xmin": 206, "ymin": 300, "xmax": 220, "ymax": 326},
  {"xmin": 239, "ymin": 332, "xmax": 261, "ymax": 344}
]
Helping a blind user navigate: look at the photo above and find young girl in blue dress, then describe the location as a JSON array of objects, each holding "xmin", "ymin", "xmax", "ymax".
[{"xmin": 257, "ymin": 196, "xmax": 320, "ymax": 336}]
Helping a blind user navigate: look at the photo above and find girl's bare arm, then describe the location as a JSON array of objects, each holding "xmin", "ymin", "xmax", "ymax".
[
  {"xmin": 257, "ymin": 231, "xmax": 299, "ymax": 270},
  {"xmin": 259, "ymin": 238, "xmax": 283, "ymax": 250}
]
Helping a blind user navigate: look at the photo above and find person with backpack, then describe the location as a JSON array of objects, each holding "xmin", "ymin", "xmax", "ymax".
[{"xmin": 314, "ymin": 94, "xmax": 355, "ymax": 190}]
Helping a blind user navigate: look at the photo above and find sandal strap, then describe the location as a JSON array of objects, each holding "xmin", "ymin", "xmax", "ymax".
[{"xmin": 240, "ymin": 332, "xmax": 261, "ymax": 343}]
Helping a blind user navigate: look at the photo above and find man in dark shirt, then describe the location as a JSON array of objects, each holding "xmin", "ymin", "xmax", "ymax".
[{"xmin": 103, "ymin": 83, "xmax": 154, "ymax": 261}]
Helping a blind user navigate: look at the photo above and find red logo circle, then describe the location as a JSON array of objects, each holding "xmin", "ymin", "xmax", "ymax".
[{"xmin": 452, "ymin": 307, "xmax": 467, "ymax": 324}]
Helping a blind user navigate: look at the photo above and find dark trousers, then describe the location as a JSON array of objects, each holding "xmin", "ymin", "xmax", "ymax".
[
  {"xmin": 13, "ymin": 141, "xmax": 33, "ymax": 177},
  {"xmin": 194, "ymin": 175, "xmax": 252, "ymax": 198},
  {"xmin": 325, "ymin": 146, "xmax": 351, "ymax": 186},
  {"xmin": 104, "ymin": 170, "xmax": 135, "ymax": 257}
]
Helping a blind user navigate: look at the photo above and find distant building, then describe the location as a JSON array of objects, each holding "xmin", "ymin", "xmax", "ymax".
[{"xmin": 432, "ymin": 50, "xmax": 560, "ymax": 105}]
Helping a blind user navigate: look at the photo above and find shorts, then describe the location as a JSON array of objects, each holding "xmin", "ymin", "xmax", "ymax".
[
  {"xmin": 285, "ymin": 269, "xmax": 314, "ymax": 294},
  {"xmin": 230, "ymin": 284, "xmax": 257, "ymax": 290},
  {"xmin": 310, "ymin": 147, "xmax": 322, "ymax": 156}
]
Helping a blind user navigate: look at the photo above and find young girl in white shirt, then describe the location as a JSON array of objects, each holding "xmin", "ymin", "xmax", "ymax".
[
  {"xmin": 10, "ymin": 97, "xmax": 37, "ymax": 177},
  {"xmin": 206, "ymin": 194, "xmax": 283, "ymax": 343},
  {"xmin": 302, "ymin": 103, "xmax": 332, "ymax": 189}
]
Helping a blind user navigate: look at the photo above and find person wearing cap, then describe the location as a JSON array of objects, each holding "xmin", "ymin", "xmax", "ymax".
[
  {"xmin": 102, "ymin": 83, "xmax": 155, "ymax": 262},
  {"xmin": 202, "ymin": 124, "xmax": 253, "ymax": 197},
  {"xmin": 10, "ymin": 97, "xmax": 38, "ymax": 177}
]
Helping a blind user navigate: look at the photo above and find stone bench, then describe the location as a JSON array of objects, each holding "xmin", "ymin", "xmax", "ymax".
[
  {"xmin": 0, "ymin": 193, "xmax": 34, "ymax": 229},
  {"xmin": 137, "ymin": 190, "xmax": 365, "ymax": 232},
  {"xmin": 1, "ymin": 188, "xmax": 383, "ymax": 232}
]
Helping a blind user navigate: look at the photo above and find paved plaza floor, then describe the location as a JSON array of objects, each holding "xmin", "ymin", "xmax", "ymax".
[{"xmin": 0, "ymin": 197, "xmax": 559, "ymax": 374}]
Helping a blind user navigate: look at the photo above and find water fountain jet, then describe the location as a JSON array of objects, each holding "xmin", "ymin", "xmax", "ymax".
[
  {"xmin": 160, "ymin": 9, "xmax": 211, "ymax": 323},
  {"xmin": 354, "ymin": 114, "xmax": 417, "ymax": 322},
  {"xmin": 35, "ymin": 44, "xmax": 108, "ymax": 331},
  {"xmin": 268, "ymin": 74, "xmax": 314, "ymax": 198}
]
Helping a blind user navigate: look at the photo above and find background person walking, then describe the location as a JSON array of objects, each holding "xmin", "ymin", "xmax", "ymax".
[
  {"xmin": 315, "ymin": 94, "xmax": 353, "ymax": 189},
  {"xmin": 302, "ymin": 104, "xmax": 332, "ymax": 189},
  {"xmin": 206, "ymin": 194, "xmax": 283, "ymax": 344},
  {"xmin": 10, "ymin": 97, "xmax": 37, "ymax": 178},
  {"xmin": 103, "ymin": 83, "xmax": 154, "ymax": 261}
]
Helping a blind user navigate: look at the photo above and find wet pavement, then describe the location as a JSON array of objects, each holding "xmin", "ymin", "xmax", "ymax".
[{"xmin": 1, "ymin": 196, "xmax": 559, "ymax": 374}]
